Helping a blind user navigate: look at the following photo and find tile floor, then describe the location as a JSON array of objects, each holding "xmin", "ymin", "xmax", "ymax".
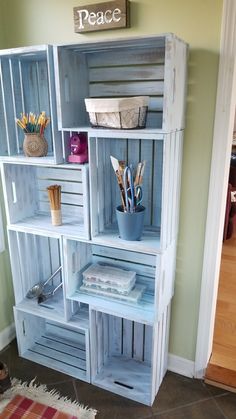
[{"xmin": 1, "ymin": 340, "xmax": 236, "ymax": 418}]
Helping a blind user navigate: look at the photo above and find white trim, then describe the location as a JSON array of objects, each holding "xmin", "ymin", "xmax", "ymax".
[
  {"xmin": 168, "ymin": 353, "xmax": 195, "ymax": 378},
  {"xmin": 195, "ymin": 0, "xmax": 236, "ymax": 378},
  {"xmin": 0, "ymin": 204, "xmax": 5, "ymax": 253},
  {"xmin": 0, "ymin": 322, "xmax": 15, "ymax": 351}
]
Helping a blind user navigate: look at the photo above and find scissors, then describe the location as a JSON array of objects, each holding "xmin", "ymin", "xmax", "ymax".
[{"xmin": 123, "ymin": 166, "xmax": 143, "ymax": 213}]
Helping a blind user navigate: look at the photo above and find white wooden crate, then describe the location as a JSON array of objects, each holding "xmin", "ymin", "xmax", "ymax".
[
  {"xmin": 90, "ymin": 303, "xmax": 170, "ymax": 405},
  {"xmin": 89, "ymin": 130, "xmax": 183, "ymax": 253},
  {"xmin": 14, "ymin": 308, "xmax": 90, "ymax": 383},
  {"xmin": 0, "ymin": 45, "xmax": 63, "ymax": 164},
  {"xmin": 63, "ymin": 238, "xmax": 176, "ymax": 324},
  {"xmin": 1, "ymin": 162, "xmax": 90, "ymax": 239},
  {"xmin": 54, "ymin": 34, "xmax": 188, "ymax": 132},
  {"xmin": 8, "ymin": 229, "xmax": 66, "ymax": 321}
]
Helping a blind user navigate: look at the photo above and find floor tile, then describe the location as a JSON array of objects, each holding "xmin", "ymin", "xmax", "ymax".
[
  {"xmin": 153, "ymin": 399, "xmax": 226, "ymax": 419},
  {"xmin": 204, "ymin": 381, "xmax": 229, "ymax": 397},
  {"xmin": 73, "ymin": 380, "xmax": 153, "ymax": 419},
  {"xmin": 214, "ymin": 393, "xmax": 236, "ymax": 418},
  {"xmin": 0, "ymin": 340, "xmax": 74, "ymax": 387},
  {"xmin": 152, "ymin": 372, "xmax": 212, "ymax": 414}
]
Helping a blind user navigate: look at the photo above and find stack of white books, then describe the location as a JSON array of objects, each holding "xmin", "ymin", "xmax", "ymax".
[{"xmin": 79, "ymin": 263, "xmax": 145, "ymax": 303}]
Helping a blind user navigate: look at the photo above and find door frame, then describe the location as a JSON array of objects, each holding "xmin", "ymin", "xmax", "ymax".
[{"xmin": 195, "ymin": 0, "xmax": 236, "ymax": 378}]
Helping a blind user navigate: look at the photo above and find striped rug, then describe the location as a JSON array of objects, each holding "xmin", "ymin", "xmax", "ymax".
[
  {"xmin": 0, "ymin": 379, "xmax": 96, "ymax": 419},
  {"xmin": 0, "ymin": 394, "xmax": 77, "ymax": 418}
]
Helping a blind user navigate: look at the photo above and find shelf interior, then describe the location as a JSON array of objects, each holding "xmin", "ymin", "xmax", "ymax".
[
  {"xmin": 15, "ymin": 310, "xmax": 89, "ymax": 382},
  {"xmin": 10, "ymin": 213, "xmax": 88, "ymax": 238},
  {"xmin": 93, "ymin": 356, "xmax": 152, "ymax": 405}
]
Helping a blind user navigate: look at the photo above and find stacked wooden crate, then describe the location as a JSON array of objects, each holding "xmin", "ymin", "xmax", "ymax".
[{"xmin": 0, "ymin": 34, "xmax": 188, "ymax": 406}]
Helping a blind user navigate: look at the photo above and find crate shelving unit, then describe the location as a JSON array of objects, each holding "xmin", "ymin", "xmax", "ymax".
[{"xmin": 0, "ymin": 34, "xmax": 188, "ymax": 405}]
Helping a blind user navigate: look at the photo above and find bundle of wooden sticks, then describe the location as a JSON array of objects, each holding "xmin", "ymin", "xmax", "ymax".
[
  {"xmin": 47, "ymin": 185, "xmax": 62, "ymax": 226},
  {"xmin": 47, "ymin": 185, "xmax": 61, "ymax": 210}
]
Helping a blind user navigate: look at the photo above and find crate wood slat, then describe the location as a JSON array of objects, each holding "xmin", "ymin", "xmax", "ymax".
[
  {"xmin": 87, "ymin": 45, "xmax": 165, "ymax": 67},
  {"xmin": 46, "ymin": 47, "xmax": 63, "ymax": 163},
  {"xmin": 89, "ymin": 81, "xmax": 164, "ymax": 98},
  {"xmin": 38, "ymin": 190, "xmax": 83, "ymax": 206},
  {"xmin": 0, "ymin": 59, "xmax": 15, "ymax": 155},
  {"xmin": 31, "ymin": 338, "xmax": 86, "ymax": 370},
  {"xmin": 9, "ymin": 59, "xmax": 24, "ymax": 154},
  {"xmin": 133, "ymin": 322, "xmax": 145, "ymax": 361},
  {"xmin": 163, "ymin": 36, "xmax": 188, "ymax": 131},
  {"xmin": 89, "ymin": 65, "xmax": 164, "ymax": 83}
]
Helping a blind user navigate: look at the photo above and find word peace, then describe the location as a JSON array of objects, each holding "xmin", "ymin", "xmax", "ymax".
[{"xmin": 76, "ymin": 7, "xmax": 121, "ymax": 29}]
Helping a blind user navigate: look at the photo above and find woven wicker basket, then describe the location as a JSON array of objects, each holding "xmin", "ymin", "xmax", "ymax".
[{"xmin": 85, "ymin": 96, "xmax": 149, "ymax": 129}]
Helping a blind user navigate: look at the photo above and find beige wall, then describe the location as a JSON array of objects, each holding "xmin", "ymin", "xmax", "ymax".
[
  {"xmin": 0, "ymin": 1, "xmax": 6, "ymax": 48},
  {"xmin": 0, "ymin": 0, "xmax": 223, "ymax": 361},
  {"xmin": 0, "ymin": 2, "xmax": 14, "ymax": 335},
  {"xmin": 0, "ymin": 180, "xmax": 14, "ymax": 333}
]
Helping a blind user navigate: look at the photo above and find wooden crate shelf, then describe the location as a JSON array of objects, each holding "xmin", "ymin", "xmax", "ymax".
[
  {"xmin": 89, "ymin": 131, "xmax": 183, "ymax": 252},
  {"xmin": 64, "ymin": 238, "xmax": 177, "ymax": 324},
  {"xmin": 14, "ymin": 308, "xmax": 90, "ymax": 382},
  {"xmin": 0, "ymin": 45, "xmax": 63, "ymax": 164},
  {"xmin": 90, "ymin": 306, "xmax": 171, "ymax": 405},
  {"xmin": 64, "ymin": 238, "xmax": 159, "ymax": 324},
  {"xmin": 1, "ymin": 163, "xmax": 90, "ymax": 239},
  {"xmin": 8, "ymin": 230, "xmax": 66, "ymax": 320},
  {"xmin": 54, "ymin": 34, "xmax": 187, "ymax": 132}
]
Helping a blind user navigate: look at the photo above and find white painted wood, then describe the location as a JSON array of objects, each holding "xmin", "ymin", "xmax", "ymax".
[
  {"xmin": 14, "ymin": 308, "xmax": 90, "ymax": 382},
  {"xmin": 195, "ymin": 0, "xmax": 236, "ymax": 378},
  {"xmin": 0, "ymin": 45, "xmax": 63, "ymax": 163},
  {"xmin": 90, "ymin": 309, "xmax": 153, "ymax": 405},
  {"xmin": 46, "ymin": 46, "xmax": 63, "ymax": 164},
  {"xmin": 93, "ymin": 356, "xmax": 152, "ymax": 405},
  {"xmin": 168, "ymin": 353, "xmax": 195, "ymax": 378},
  {"xmin": 0, "ymin": 204, "xmax": 5, "ymax": 253},
  {"xmin": 163, "ymin": 35, "xmax": 188, "ymax": 131},
  {"xmin": 2, "ymin": 163, "xmax": 90, "ymax": 239},
  {"xmin": 8, "ymin": 230, "xmax": 65, "ymax": 318},
  {"xmin": 55, "ymin": 35, "xmax": 187, "ymax": 131}
]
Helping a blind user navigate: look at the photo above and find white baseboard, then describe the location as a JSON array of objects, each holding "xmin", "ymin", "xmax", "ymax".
[
  {"xmin": 0, "ymin": 323, "xmax": 15, "ymax": 351},
  {"xmin": 168, "ymin": 353, "xmax": 195, "ymax": 378}
]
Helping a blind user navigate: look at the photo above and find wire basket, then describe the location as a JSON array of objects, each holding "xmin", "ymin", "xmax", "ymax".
[{"xmin": 85, "ymin": 96, "xmax": 149, "ymax": 129}]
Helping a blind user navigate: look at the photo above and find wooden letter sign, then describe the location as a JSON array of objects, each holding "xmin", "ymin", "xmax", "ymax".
[{"xmin": 74, "ymin": 0, "xmax": 129, "ymax": 33}]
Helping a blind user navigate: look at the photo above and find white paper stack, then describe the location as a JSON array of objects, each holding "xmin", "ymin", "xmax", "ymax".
[{"xmin": 79, "ymin": 263, "xmax": 145, "ymax": 303}]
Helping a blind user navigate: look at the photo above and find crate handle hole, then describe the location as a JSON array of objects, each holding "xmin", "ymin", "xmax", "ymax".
[
  {"xmin": 12, "ymin": 182, "xmax": 17, "ymax": 203},
  {"xmin": 114, "ymin": 381, "xmax": 133, "ymax": 390},
  {"xmin": 64, "ymin": 75, "xmax": 70, "ymax": 103},
  {"xmin": 161, "ymin": 271, "xmax": 165, "ymax": 295}
]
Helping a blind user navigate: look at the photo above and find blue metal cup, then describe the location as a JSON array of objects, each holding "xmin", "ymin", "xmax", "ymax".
[{"xmin": 116, "ymin": 205, "xmax": 145, "ymax": 241}]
